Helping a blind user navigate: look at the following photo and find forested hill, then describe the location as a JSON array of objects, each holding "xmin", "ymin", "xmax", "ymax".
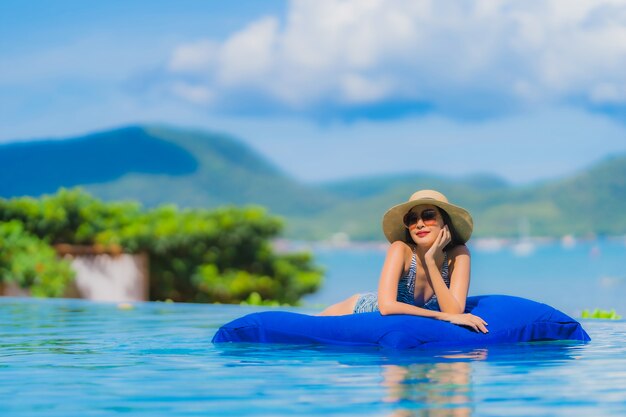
[
  {"xmin": 1, "ymin": 125, "xmax": 625, "ymax": 239},
  {"xmin": 0, "ymin": 125, "xmax": 339, "ymax": 215},
  {"xmin": 301, "ymin": 154, "xmax": 626, "ymax": 240}
]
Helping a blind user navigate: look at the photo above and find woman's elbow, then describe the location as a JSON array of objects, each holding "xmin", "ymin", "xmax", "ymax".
[
  {"xmin": 440, "ymin": 305, "xmax": 465, "ymax": 315},
  {"xmin": 378, "ymin": 302, "xmax": 394, "ymax": 316}
]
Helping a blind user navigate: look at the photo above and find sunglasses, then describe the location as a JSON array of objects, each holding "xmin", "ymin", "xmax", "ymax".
[{"xmin": 403, "ymin": 208, "xmax": 438, "ymax": 228}]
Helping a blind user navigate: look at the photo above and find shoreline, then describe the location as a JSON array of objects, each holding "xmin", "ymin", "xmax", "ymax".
[{"xmin": 273, "ymin": 234, "xmax": 626, "ymax": 253}]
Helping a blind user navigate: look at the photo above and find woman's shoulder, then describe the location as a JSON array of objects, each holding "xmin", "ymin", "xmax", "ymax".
[
  {"xmin": 386, "ymin": 241, "xmax": 414, "ymax": 270},
  {"xmin": 388, "ymin": 240, "xmax": 414, "ymax": 257}
]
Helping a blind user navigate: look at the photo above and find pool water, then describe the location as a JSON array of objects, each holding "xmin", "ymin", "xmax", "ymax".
[{"xmin": 1, "ymin": 297, "xmax": 625, "ymax": 417}]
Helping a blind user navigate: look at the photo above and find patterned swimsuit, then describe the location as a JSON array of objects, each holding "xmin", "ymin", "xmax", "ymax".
[{"xmin": 353, "ymin": 249, "xmax": 450, "ymax": 314}]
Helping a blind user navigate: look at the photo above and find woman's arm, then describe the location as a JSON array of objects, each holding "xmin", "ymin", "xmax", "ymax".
[
  {"xmin": 423, "ymin": 226, "xmax": 471, "ymax": 314},
  {"xmin": 426, "ymin": 244, "xmax": 471, "ymax": 314},
  {"xmin": 377, "ymin": 239, "xmax": 487, "ymax": 333},
  {"xmin": 377, "ymin": 242, "xmax": 446, "ymax": 318},
  {"xmin": 380, "ymin": 300, "xmax": 488, "ymax": 333}
]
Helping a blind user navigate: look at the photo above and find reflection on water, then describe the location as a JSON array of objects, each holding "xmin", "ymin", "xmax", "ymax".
[
  {"xmin": 382, "ymin": 351, "xmax": 486, "ymax": 417},
  {"xmin": 378, "ymin": 342, "xmax": 591, "ymax": 417}
]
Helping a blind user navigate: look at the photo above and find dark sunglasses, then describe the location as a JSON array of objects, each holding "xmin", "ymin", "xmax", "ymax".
[{"xmin": 403, "ymin": 208, "xmax": 438, "ymax": 228}]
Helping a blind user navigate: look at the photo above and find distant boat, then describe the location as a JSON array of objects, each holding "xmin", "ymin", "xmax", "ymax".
[
  {"xmin": 511, "ymin": 217, "xmax": 535, "ymax": 257},
  {"xmin": 561, "ymin": 234, "xmax": 576, "ymax": 249},
  {"xmin": 329, "ymin": 232, "xmax": 350, "ymax": 247},
  {"xmin": 512, "ymin": 240, "xmax": 535, "ymax": 256},
  {"xmin": 472, "ymin": 238, "xmax": 505, "ymax": 253}
]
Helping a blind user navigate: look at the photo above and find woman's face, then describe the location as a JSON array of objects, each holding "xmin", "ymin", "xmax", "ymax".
[{"xmin": 404, "ymin": 204, "xmax": 445, "ymax": 247}]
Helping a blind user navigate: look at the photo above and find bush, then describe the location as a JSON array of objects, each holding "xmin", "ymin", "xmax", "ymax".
[
  {"xmin": 0, "ymin": 189, "xmax": 323, "ymax": 304},
  {"xmin": 0, "ymin": 220, "xmax": 75, "ymax": 296},
  {"xmin": 581, "ymin": 308, "xmax": 622, "ymax": 320}
]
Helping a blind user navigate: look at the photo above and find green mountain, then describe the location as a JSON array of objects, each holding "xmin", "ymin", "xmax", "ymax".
[
  {"xmin": 308, "ymin": 154, "xmax": 626, "ymax": 240},
  {"xmin": 0, "ymin": 125, "xmax": 338, "ymax": 215},
  {"xmin": 1, "ymin": 125, "xmax": 625, "ymax": 240},
  {"xmin": 291, "ymin": 172, "xmax": 516, "ymax": 240}
]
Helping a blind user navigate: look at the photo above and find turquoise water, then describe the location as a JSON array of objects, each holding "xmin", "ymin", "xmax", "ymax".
[
  {"xmin": 1, "ymin": 297, "xmax": 625, "ymax": 416},
  {"xmin": 2, "ymin": 241, "xmax": 626, "ymax": 416}
]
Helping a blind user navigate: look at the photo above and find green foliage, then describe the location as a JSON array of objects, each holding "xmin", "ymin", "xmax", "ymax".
[
  {"xmin": 191, "ymin": 251, "xmax": 323, "ymax": 305},
  {"xmin": 0, "ymin": 188, "xmax": 323, "ymax": 304},
  {"xmin": 581, "ymin": 308, "xmax": 622, "ymax": 320},
  {"xmin": 239, "ymin": 292, "xmax": 282, "ymax": 307},
  {"xmin": 0, "ymin": 188, "xmax": 142, "ymax": 245},
  {"xmin": 0, "ymin": 220, "xmax": 75, "ymax": 297}
]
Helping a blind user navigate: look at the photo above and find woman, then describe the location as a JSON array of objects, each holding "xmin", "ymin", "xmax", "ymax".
[{"xmin": 319, "ymin": 189, "xmax": 488, "ymax": 333}]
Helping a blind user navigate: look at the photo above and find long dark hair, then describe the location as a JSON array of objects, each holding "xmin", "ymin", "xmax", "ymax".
[
  {"xmin": 403, "ymin": 207, "xmax": 463, "ymax": 250},
  {"xmin": 439, "ymin": 209, "xmax": 464, "ymax": 250}
]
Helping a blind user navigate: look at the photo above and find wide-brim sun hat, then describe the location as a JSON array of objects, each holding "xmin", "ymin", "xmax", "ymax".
[{"xmin": 382, "ymin": 190, "xmax": 473, "ymax": 244}]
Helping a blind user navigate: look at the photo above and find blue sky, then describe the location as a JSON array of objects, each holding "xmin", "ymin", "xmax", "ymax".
[{"xmin": 2, "ymin": 0, "xmax": 626, "ymax": 184}]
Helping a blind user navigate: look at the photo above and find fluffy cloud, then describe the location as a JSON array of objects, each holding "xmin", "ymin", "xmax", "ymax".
[{"xmin": 165, "ymin": 0, "xmax": 626, "ymax": 119}]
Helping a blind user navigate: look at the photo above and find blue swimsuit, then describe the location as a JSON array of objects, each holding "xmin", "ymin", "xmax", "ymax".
[{"xmin": 353, "ymin": 249, "xmax": 450, "ymax": 314}]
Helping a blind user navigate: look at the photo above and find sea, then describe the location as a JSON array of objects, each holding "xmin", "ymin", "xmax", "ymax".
[{"xmin": 1, "ymin": 237, "xmax": 625, "ymax": 416}]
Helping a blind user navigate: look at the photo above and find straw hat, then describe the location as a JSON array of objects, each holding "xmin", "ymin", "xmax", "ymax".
[{"xmin": 382, "ymin": 190, "xmax": 473, "ymax": 244}]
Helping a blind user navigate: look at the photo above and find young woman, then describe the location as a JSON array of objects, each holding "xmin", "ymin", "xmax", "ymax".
[{"xmin": 319, "ymin": 189, "xmax": 488, "ymax": 333}]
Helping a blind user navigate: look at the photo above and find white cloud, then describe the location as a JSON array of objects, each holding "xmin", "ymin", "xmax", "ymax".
[
  {"xmin": 170, "ymin": 82, "xmax": 213, "ymax": 104},
  {"xmin": 168, "ymin": 40, "xmax": 218, "ymax": 73},
  {"xmin": 590, "ymin": 83, "xmax": 626, "ymax": 104},
  {"xmin": 339, "ymin": 73, "xmax": 392, "ymax": 103},
  {"xmin": 164, "ymin": 0, "xmax": 626, "ymax": 117},
  {"xmin": 217, "ymin": 17, "xmax": 278, "ymax": 87}
]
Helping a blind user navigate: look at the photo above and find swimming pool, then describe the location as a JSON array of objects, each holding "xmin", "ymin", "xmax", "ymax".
[{"xmin": 1, "ymin": 297, "xmax": 625, "ymax": 416}]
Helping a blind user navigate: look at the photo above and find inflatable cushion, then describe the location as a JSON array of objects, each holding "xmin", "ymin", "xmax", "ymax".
[{"xmin": 212, "ymin": 295, "xmax": 590, "ymax": 349}]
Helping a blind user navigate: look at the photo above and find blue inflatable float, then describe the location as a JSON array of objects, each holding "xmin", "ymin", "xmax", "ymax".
[{"xmin": 212, "ymin": 295, "xmax": 590, "ymax": 349}]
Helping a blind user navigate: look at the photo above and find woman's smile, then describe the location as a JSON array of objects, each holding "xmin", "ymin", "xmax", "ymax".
[{"xmin": 416, "ymin": 230, "xmax": 430, "ymax": 238}]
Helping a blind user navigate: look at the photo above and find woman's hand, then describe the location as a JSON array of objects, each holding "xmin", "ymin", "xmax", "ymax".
[
  {"xmin": 425, "ymin": 224, "xmax": 451, "ymax": 264},
  {"xmin": 441, "ymin": 312, "xmax": 489, "ymax": 333}
]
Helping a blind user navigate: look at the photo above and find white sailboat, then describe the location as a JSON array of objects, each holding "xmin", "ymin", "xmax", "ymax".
[{"xmin": 511, "ymin": 217, "xmax": 535, "ymax": 257}]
